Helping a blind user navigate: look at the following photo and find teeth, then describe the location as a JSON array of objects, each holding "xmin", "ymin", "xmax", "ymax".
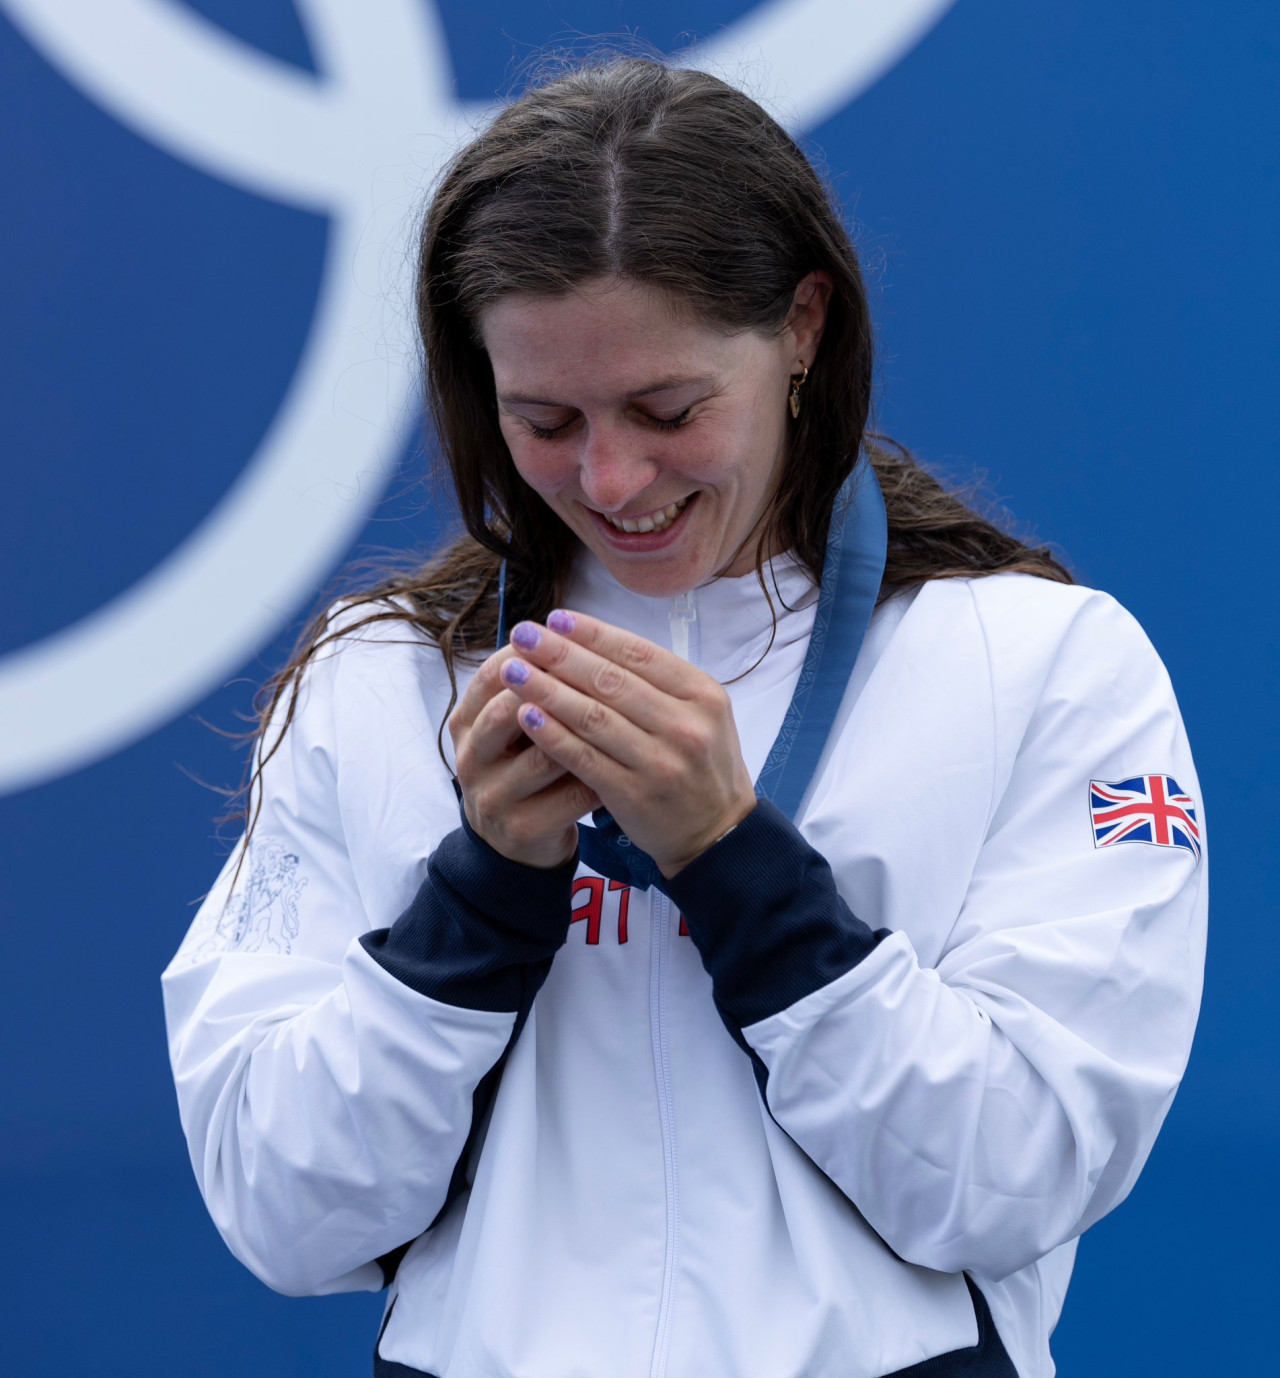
[{"xmin": 604, "ymin": 498, "xmax": 688, "ymax": 534}]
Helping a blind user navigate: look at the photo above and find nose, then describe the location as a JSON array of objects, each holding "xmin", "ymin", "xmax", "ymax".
[{"xmin": 577, "ymin": 423, "xmax": 661, "ymax": 513}]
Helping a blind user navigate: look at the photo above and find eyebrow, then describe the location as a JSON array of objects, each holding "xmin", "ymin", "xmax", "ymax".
[{"xmin": 497, "ymin": 375, "xmax": 717, "ymax": 408}]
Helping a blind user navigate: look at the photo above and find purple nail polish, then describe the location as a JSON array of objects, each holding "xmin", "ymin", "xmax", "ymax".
[
  {"xmin": 522, "ymin": 705, "xmax": 546, "ymax": 731},
  {"xmin": 547, "ymin": 609, "xmax": 576, "ymax": 635},
  {"xmin": 511, "ymin": 621, "xmax": 541, "ymax": 650},
  {"xmin": 502, "ymin": 659, "xmax": 530, "ymax": 687}
]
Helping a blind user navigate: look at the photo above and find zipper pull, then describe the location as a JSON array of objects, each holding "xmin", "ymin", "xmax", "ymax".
[{"xmin": 668, "ymin": 591, "xmax": 697, "ymax": 663}]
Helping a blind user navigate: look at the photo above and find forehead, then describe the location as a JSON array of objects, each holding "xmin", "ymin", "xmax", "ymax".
[{"xmin": 480, "ymin": 278, "xmax": 751, "ymax": 395}]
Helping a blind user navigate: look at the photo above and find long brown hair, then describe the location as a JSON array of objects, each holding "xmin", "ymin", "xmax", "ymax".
[{"xmin": 235, "ymin": 58, "xmax": 1069, "ymax": 841}]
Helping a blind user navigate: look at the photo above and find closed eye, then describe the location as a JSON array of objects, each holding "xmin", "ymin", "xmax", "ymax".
[
  {"xmin": 523, "ymin": 406, "xmax": 693, "ymax": 440},
  {"xmin": 647, "ymin": 407, "xmax": 692, "ymax": 432},
  {"xmin": 526, "ymin": 417, "xmax": 576, "ymax": 440}
]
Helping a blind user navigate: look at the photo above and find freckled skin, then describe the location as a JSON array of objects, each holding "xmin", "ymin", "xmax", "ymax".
[{"xmin": 481, "ymin": 275, "xmax": 827, "ymax": 599}]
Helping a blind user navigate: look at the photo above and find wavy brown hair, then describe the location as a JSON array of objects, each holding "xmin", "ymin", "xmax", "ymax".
[{"xmin": 234, "ymin": 58, "xmax": 1069, "ymax": 843}]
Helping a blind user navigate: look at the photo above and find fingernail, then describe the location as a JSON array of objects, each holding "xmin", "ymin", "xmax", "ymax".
[
  {"xmin": 521, "ymin": 705, "xmax": 546, "ymax": 731},
  {"xmin": 547, "ymin": 609, "xmax": 575, "ymax": 635},
  {"xmin": 511, "ymin": 621, "xmax": 541, "ymax": 650},
  {"xmin": 502, "ymin": 660, "xmax": 530, "ymax": 687}
]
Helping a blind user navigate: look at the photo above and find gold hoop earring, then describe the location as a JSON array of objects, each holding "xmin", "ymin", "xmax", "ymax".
[{"xmin": 789, "ymin": 364, "xmax": 810, "ymax": 420}]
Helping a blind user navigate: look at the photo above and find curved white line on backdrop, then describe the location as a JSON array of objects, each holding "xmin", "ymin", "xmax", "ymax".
[
  {"xmin": 0, "ymin": 0, "xmax": 468, "ymax": 208},
  {"xmin": 687, "ymin": 0, "xmax": 956, "ymax": 133},
  {"xmin": 1, "ymin": 0, "xmax": 336, "ymax": 207},
  {"xmin": 0, "ymin": 0, "xmax": 955, "ymax": 795}
]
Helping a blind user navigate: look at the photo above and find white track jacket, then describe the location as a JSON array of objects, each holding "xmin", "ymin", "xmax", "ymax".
[{"xmin": 163, "ymin": 555, "xmax": 1207, "ymax": 1378}]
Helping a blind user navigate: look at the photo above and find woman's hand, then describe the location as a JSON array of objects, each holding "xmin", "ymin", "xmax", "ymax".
[
  {"xmin": 499, "ymin": 611, "xmax": 758, "ymax": 878},
  {"xmin": 448, "ymin": 645, "xmax": 601, "ymax": 870}
]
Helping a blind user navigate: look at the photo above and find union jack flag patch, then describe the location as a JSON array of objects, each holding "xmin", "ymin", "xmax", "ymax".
[{"xmin": 1089, "ymin": 775, "xmax": 1201, "ymax": 860}]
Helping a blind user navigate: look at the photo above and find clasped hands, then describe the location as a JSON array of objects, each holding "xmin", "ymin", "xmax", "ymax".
[{"xmin": 448, "ymin": 609, "xmax": 758, "ymax": 876}]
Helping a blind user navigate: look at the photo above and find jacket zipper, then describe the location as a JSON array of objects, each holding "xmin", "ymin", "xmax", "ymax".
[
  {"xmin": 648, "ymin": 590, "xmax": 698, "ymax": 1378},
  {"xmin": 668, "ymin": 590, "xmax": 696, "ymax": 663},
  {"xmin": 648, "ymin": 889, "xmax": 679, "ymax": 1378}
]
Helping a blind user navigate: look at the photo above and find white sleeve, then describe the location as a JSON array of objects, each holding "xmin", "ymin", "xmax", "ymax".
[
  {"xmin": 667, "ymin": 586, "xmax": 1207, "ymax": 1281},
  {"xmin": 161, "ymin": 618, "xmax": 571, "ymax": 1297}
]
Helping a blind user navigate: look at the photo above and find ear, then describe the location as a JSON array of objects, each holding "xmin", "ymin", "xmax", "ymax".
[{"xmin": 784, "ymin": 270, "xmax": 834, "ymax": 370}]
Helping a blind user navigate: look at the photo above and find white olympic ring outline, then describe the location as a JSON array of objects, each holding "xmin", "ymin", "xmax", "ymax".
[{"xmin": 0, "ymin": 0, "xmax": 955, "ymax": 795}]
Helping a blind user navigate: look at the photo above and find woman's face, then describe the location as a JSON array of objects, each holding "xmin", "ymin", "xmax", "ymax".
[{"xmin": 481, "ymin": 276, "xmax": 826, "ymax": 598}]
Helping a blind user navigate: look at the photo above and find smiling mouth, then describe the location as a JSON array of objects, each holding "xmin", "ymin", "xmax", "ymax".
[{"xmin": 600, "ymin": 497, "xmax": 691, "ymax": 534}]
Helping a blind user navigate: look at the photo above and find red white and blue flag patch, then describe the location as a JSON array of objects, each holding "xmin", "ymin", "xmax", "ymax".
[{"xmin": 1089, "ymin": 775, "xmax": 1201, "ymax": 860}]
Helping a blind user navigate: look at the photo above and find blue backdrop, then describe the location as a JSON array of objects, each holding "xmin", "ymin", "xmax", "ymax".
[{"xmin": 2, "ymin": 2, "xmax": 1275, "ymax": 1372}]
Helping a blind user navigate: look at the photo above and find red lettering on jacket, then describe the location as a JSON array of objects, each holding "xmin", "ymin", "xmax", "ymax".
[
  {"xmin": 570, "ymin": 876, "xmax": 605, "ymax": 944},
  {"xmin": 608, "ymin": 879, "xmax": 630, "ymax": 944},
  {"xmin": 569, "ymin": 879, "xmax": 691, "ymax": 945}
]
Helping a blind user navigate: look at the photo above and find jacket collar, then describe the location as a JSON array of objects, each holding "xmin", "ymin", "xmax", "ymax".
[{"xmin": 564, "ymin": 548, "xmax": 819, "ymax": 681}]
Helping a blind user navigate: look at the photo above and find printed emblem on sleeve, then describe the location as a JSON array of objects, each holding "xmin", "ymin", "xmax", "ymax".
[
  {"xmin": 176, "ymin": 839, "xmax": 310, "ymax": 967},
  {"xmin": 1089, "ymin": 775, "xmax": 1201, "ymax": 859}
]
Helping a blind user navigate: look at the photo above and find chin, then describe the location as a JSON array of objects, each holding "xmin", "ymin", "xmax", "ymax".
[{"xmin": 594, "ymin": 555, "xmax": 706, "ymax": 598}]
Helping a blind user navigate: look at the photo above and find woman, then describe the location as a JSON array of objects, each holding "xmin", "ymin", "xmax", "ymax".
[{"xmin": 164, "ymin": 59, "xmax": 1206, "ymax": 1378}]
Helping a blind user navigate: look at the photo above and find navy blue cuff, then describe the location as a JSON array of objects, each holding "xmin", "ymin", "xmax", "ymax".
[
  {"xmin": 360, "ymin": 814, "xmax": 578, "ymax": 1013},
  {"xmin": 664, "ymin": 800, "xmax": 886, "ymax": 1033}
]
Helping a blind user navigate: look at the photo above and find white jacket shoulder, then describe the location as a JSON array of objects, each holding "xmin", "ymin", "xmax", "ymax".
[
  {"xmin": 954, "ymin": 574, "xmax": 1190, "ymax": 819},
  {"xmin": 959, "ymin": 571, "xmax": 1164, "ymax": 689}
]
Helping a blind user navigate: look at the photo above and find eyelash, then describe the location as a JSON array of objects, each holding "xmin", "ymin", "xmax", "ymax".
[{"xmin": 526, "ymin": 407, "xmax": 693, "ymax": 441}]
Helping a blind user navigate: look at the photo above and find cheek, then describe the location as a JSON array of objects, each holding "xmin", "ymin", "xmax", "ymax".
[
  {"xmin": 503, "ymin": 434, "xmax": 575, "ymax": 499},
  {"xmin": 667, "ymin": 409, "xmax": 754, "ymax": 478},
  {"xmin": 676, "ymin": 405, "xmax": 783, "ymax": 492}
]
